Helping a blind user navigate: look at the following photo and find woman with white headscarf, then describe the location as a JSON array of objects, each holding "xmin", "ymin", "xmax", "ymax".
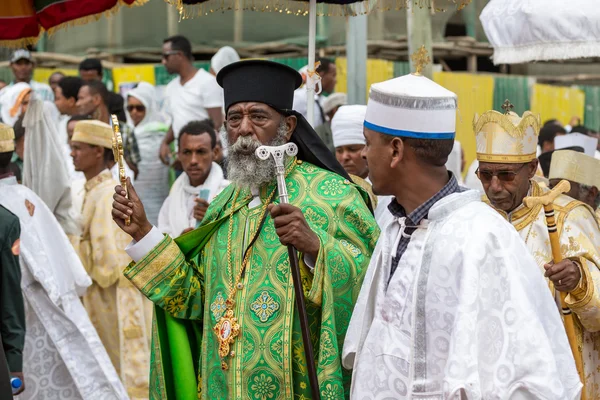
[
  {"xmin": 126, "ymin": 82, "xmax": 170, "ymax": 225},
  {"xmin": 0, "ymin": 82, "xmax": 32, "ymax": 126}
]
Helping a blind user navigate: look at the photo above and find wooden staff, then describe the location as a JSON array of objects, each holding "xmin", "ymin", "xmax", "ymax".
[
  {"xmin": 256, "ymin": 143, "xmax": 321, "ymax": 400},
  {"xmin": 524, "ymin": 180, "xmax": 586, "ymax": 398},
  {"xmin": 110, "ymin": 115, "xmax": 130, "ymax": 226}
]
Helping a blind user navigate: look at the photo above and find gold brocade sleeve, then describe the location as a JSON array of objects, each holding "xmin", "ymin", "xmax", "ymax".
[
  {"xmin": 559, "ymin": 205, "xmax": 600, "ymax": 332},
  {"xmin": 123, "ymin": 235, "xmax": 205, "ymax": 320}
]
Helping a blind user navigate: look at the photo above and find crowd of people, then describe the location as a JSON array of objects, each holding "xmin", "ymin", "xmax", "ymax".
[{"xmin": 0, "ymin": 32, "xmax": 599, "ymax": 400}]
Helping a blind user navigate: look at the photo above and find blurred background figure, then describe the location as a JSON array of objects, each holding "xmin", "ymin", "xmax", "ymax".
[
  {"xmin": 315, "ymin": 92, "xmax": 347, "ymax": 152},
  {"xmin": 125, "ymin": 82, "xmax": 170, "ymax": 226},
  {"xmin": 0, "ymin": 83, "xmax": 31, "ymax": 126},
  {"xmin": 48, "ymin": 71, "xmax": 65, "ymax": 92},
  {"xmin": 78, "ymin": 58, "xmax": 126, "ymax": 122},
  {"xmin": 4, "ymin": 50, "xmax": 53, "ymax": 102},
  {"xmin": 293, "ymin": 58, "xmax": 337, "ymax": 128}
]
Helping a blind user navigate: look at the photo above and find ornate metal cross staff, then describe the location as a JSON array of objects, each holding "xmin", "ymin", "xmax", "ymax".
[
  {"xmin": 110, "ymin": 114, "xmax": 130, "ymax": 226},
  {"xmin": 524, "ymin": 180, "xmax": 587, "ymax": 399},
  {"xmin": 255, "ymin": 143, "xmax": 321, "ymax": 400}
]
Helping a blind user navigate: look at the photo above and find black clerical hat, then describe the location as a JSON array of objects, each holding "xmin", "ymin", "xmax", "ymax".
[
  {"xmin": 216, "ymin": 60, "xmax": 355, "ymax": 187},
  {"xmin": 217, "ymin": 60, "xmax": 302, "ymax": 113}
]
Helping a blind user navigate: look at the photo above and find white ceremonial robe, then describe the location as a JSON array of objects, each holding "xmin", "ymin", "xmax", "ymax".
[
  {"xmin": 0, "ymin": 176, "xmax": 129, "ymax": 400},
  {"xmin": 343, "ymin": 190, "xmax": 582, "ymax": 400}
]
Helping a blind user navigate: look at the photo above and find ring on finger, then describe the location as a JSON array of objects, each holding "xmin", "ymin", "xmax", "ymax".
[{"xmin": 558, "ymin": 279, "xmax": 562, "ymax": 285}]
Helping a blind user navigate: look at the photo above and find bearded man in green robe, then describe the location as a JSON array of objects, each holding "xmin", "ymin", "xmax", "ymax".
[{"xmin": 111, "ymin": 60, "xmax": 379, "ymax": 400}]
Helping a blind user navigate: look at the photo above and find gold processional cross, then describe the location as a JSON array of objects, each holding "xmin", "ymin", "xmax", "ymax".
[
  {"xmin": 411, "ymin": 45, "xmax": 431, "ymax": 76},
  {"xmin": 501, "ymin": 99, "xmax": 514, "ymax": 114},
  {"xmin": 110, "ymin": 114, "xmax": 130, "ymax": 226}
]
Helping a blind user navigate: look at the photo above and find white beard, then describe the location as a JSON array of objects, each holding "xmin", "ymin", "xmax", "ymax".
[{"xmin": 222, "ymin": 121, "xmax": 288, "ymax": 188}]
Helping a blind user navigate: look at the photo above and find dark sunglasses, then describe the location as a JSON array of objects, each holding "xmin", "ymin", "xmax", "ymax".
[
  {"xmin": 127, "ymin": 105, "xmax": 146, "ymax": 112},
  {"xmin": 476, "ymin": 164, "xmax": 526, "ymax": 183},
  {"xmin": 162, "ymin": 50, "xmax": 180, "ymax": 59}
]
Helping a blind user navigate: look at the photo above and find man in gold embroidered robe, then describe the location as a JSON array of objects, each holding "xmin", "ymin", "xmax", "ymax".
[
  {"xmin": 474, "ymin": 105, "xmax": 600, "ymax": 398},
  {"xmin": 111, "ymin": 61, "xmax": 378, "ymax": 399},
  {"xmin": 71, "ymin": 120, "xmax": 152, "ymax": 399}
]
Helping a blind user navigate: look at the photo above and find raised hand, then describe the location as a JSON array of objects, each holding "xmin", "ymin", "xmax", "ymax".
[{"xmin": 112, "ymin": 178, "xmax": 152, "ymax": 242}]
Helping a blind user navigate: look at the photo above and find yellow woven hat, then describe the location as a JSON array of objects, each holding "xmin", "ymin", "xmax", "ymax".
[
  {"xmin": 549, "ymin": 150, "xmax": 600, "ymax": 188},
  {"xmin": 474, "ymin": 100, "xmax": 541, "ymax": 164},
  {"xmin": 72, "ymin": 120, "xmax": 112, "ymax": 149},
  {"xmin": 0, "ymin": 123, "xmax": 15, "ymax": 153}
]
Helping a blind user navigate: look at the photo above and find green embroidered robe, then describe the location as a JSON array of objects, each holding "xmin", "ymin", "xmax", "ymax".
[{"xmin": 124, "ymin": 158, "xmax": 379, "ymax": 400}]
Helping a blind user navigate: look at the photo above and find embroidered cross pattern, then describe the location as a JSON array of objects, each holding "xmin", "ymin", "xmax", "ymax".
[
  {"xmin": 211, "ymin": 292, "xmax": 227, "ymax": 321},
  {"xmin": 251, "ymin": 291, "xmax": 280, "ymax": 322}
]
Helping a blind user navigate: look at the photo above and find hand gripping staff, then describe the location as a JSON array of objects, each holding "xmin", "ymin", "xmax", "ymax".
[
  {"xmin": 255, "ymin": 143, "xmax": 321, "ymax": 400},
  {"xmin": 524, "ymin": 180, "xmax": 586, "ymax": 398}
]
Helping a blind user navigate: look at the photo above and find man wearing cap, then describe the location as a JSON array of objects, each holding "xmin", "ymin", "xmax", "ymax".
[
  {"xmin": 1, "ymin": 50, "xmax": 54, "ymax": 103},
  {"xmin": 342, "ymin": 69, "xmax": 581, "ymax": 398},
  {"xmin": 0, "ymin": 123, "xmax": 129, "ymax": 399},
  {"xmin": 549, "ymin": 149, "xmax": 600, "ymax": 217},
  {"xmin": 71, "ymin": 120, "xmax": 151, "ymax": 399},
  {"xmin": 474, "ymin": 105, "xmax": 600, "ymax": 397},
  {"xmin": 315, "ymin": 92, "xmax": 347, "ymax": 152},
  {"xmin": 331, "ymin": 104, "xmax": 393, "ymax": 225},
  {"xmin": 112, "ymin": 60, "xmax": 378, "ymax": 399}
]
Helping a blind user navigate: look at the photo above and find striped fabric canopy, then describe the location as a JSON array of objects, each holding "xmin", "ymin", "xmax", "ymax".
[{"xmin": 0, "ymin": 0, "xmax": 146, "ymax": 47}]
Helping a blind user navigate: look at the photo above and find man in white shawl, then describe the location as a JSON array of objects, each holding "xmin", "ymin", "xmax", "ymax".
[
  {"xmin": 126, "ymin": 82, "xmax": 170, "ymax": 226},
  {"xmin": 22, "ymin": 97, "xmax": 79, "ymax": 239},
  {"xmin": 0, "ymin": 123, "xmax": 128, "ymax": 400},
  {"xmin": 158, "ymin": 120, "xmax": 230, "ymax": 237},
  {"xmin": 342, "ymin": 66, "xmax": 582, "ymax": 399}
]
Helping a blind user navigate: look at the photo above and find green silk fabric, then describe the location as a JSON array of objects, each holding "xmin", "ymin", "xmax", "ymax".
[{"xmin": 125, "ymin": 159, "xmax": 379, "ymax": 399}]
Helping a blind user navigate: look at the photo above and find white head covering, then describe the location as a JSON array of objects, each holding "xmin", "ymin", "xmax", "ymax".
[
  {"xmin": 554, "ymin": 133, "xmax": 598, "ymax": 157},
  {"xmin": 211, "ymin": 47, "xmax": 241, "ymax": 75},
  {"xmin": 365, "ymin": 74, "xmax": 457, "ymax": 139},
  {"xmin": 22, "ymin": 98, "xmax": 78, "ymax": 236},
  {"xmin": 322, "ymin": 93, "xmax": 347, "ymax": 115},
  {"xmin": 332, "ymin": 105, "xmax": 367, "ymax": 148},
  {"xmin": 0, "ymin": 82, "xmax": 31, "ymax": 126},
  {"xmin": 126, "ymin": 81, "xmax": 167, "ymax": 133}
]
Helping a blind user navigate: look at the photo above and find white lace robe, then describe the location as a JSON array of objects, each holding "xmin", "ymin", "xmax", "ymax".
[
  {"xmin": 0, "ymin": 176, "xmax": 128, "ymax": 400},
  {"xmin": 343, "ymin": 190, "xmax": 582, "ymax": 399}
]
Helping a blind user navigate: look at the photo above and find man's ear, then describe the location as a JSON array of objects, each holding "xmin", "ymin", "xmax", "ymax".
[
  {"xmin": 389, "ymin": 136, "xmax": 405, "ymax": 169},
  {"xmin": 284, "ymin": 115, "xmax": 297, "ymax": 140}
]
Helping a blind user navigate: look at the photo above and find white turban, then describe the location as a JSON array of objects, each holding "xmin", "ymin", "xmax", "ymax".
[
  {"xmin": 211, "ymin": 46, "xmax": 240, "ymax": 75},
  {"xmin": 332, "ymin": 105, "xmax": 367, "ymax": 148}
]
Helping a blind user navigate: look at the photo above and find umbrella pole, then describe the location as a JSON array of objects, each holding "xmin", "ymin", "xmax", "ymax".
[{"xmin": 306, "ymin": 0, "xmax": 317, "ymax": 127}]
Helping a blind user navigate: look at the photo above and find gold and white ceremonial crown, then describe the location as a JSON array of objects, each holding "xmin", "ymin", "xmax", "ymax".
[
  {"xmin": 474, "ymin": 100, "xmax": 541, "ymax": 163},
  {"xmin": 549, "ymin": 150, "xmax": 600, "ymax": 189},
  {"xmin": 0, "ymin": 123, "xmax": 15, "ymax": 153}
]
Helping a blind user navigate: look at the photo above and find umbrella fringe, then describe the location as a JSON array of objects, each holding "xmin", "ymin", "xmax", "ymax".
[
  {"xmin": 163, "ymin": 0, "xmax": 470, "ymax": 18},
  {"xmin": 45, "ymin": 0, "xmax": 149, "ymax": 37},
  {"xmin": 0, "ymin": 36, "xmax": 41, "ymax": 49}
]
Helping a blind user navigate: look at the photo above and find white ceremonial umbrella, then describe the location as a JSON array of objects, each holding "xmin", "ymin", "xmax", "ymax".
[{"xmin": 481, "ymin": 0, "xmax": 600, "ymax": 64}]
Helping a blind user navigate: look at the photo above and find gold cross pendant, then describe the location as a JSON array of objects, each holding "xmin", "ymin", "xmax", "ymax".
[{"xmin": 214, "ymin": 309, "xmax": 240, "ymax": 369}]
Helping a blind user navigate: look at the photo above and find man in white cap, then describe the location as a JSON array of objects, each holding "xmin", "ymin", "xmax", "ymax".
[
  {"xmin": 342, "ymin": 53, "xmax": 581, "ymax": 399},
  {"xmin": 1, "ymin": 50, "xmax": 54, "ymax": 102},
  {"xmin": 474, "ymin": 103, "xmax": 600, "ymax": 398},
  {"xmin": 315, "ymin": 92, "xmax": 347, "ymax": 152},
  {"xmin": 549, "ymin": 149, "xmax": 600, "ymax": 215}
]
